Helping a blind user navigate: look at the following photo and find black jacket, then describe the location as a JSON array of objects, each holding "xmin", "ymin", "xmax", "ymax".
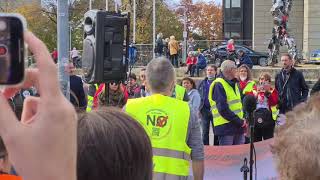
[
  {"xmin": 198, "ymin": 77, "xmax": 215, "ymax": 111},
  {"xmin": 311, "ymin": 78, "xmax": 320, "ymax": 96},
  {"xmin": 275, "ymin": 68, "xmax": 309, "ymax": 113},
  {"xmin": 70, "ymin": 75, "xmax": 87, "ymax": 110}
]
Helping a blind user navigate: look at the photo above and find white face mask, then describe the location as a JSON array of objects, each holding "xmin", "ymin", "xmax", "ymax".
[{"xmin": 240, "ymin": 76, "xmax": 247, "ymax": 81}]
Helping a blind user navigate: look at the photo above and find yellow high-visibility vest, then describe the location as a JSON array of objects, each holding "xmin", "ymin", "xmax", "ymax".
[
  {"xmin": 174, "ymin": 84, "xmax": 186, "ymax": 101},
  {"xmin": 208, "ymin": 78, "xmax": 244, "ymax": 127},
  {"xmin": 242, "ymin": 81, "xmax": 255, "ymax": 95},
  {"xmin": 86, "ymin": 84, "xmax": 98, "ymax": 112},
  {"xmin": 126, "ymin": 94, "xmax": 191, "ymax": 178},
  {"xmin": 271, "ymin": 105, "xmax": 279, "ymax": 120}
]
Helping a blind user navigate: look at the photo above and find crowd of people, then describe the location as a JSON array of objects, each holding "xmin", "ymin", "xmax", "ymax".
[{"xmin": 1, "ymin": 31, "xmax": 320, "ymax": 180}]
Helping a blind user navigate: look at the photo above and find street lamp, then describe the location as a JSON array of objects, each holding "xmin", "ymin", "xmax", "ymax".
[
  {"xmin": 177, "ymin": 5, "xmax": 188, "ymax": 64},
  {"xmin": 133, "ymin": 0, "xmax": 136, "ymax": 43},
  {"xmin": 183, "ymin": 7, "xmax": 187, "ymax": 64},
  {"xmin": 153, "ymin": 0, "xmax": 156, "ymax": 59}
]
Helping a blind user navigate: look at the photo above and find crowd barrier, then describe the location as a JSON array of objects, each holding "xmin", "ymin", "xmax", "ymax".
[{"xmin": 201, "ymin": 139, "xmax": 278, "ymax": 179}]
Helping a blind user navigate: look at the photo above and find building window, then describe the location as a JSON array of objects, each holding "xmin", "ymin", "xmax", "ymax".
[
  {"xmin": 232, "ymin": 0, "xmax": 241, "ymax": 8},
  {"xmin": 225, "ymin": 0, "xmax": 230, "ymax": 8},
  {"xmin": 231, "ymin": 8, "xmax": 241, "ymax": 22}
]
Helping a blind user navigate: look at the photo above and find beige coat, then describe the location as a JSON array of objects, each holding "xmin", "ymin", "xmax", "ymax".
[{"xmin": 168, "ymin": 39, "xmax": 179, "ymax": 55}]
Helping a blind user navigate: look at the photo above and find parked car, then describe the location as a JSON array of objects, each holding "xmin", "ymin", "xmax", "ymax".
[
  {"xmin": 202, "ymin": 49, "xmax": 215, "ymax": 64},
  {"xmin": 210, "ymin": 45, "xmax": 269, "ymax": 67},
  {"xmin": 307, "ymin": 49, "xmax": 320, "ymax": 64}
]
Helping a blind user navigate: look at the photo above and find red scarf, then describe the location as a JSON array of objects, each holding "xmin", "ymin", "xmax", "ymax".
[{"xmin": 239, "ymin": 80, "xmax": 249, "ymax": 90}]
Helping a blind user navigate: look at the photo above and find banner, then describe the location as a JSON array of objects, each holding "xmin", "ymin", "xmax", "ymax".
[{"xmin": 203, "ymin": 139, "xmax": 278, "ymax": 180}]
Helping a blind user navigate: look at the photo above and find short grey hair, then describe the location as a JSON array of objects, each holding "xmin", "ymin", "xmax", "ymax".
[
  {"xmin": 146, "ymin": 57, "xmax": 175, "ymax": 93},
  {"xmin": 220, "ymin": 60, "xmax": 236, "ymax": 74}
]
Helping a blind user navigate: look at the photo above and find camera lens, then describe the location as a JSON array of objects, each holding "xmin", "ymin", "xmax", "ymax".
[{"xmin": 0, "ymin": 20, "xmax": 7, "ymax": 31}]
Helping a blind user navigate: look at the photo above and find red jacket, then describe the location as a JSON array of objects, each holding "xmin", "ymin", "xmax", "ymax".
[
  {"xmin": 227, "ymin": 43, "xmax": 235, "ymax": 52},
  {"xmin": 186, "ymin": 57, "xmax": 197, "ymax": 65}
]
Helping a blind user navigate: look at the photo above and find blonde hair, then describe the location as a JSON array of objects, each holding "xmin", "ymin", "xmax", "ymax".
[
  {"xmin": 272, "ymin": 94, "xmax": 320, "ymax": 180},
  {"xmin": 170, "ymin": 36, "xmax": 175, "ymax": 40}
]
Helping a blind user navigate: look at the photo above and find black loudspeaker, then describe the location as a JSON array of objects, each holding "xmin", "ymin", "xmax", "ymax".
[{"xmin": 82, "ymin": 10, "xmax": 130, "ymax": 84}]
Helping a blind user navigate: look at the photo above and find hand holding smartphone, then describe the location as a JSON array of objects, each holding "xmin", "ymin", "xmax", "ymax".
[{"xmin": 0, "ymin": 14, "xmax": 25, "ymax": 85}]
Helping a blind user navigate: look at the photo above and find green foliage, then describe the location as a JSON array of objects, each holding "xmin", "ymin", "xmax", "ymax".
[
  {"xmin": 14, "ymin": 3, "xmax": 57, "ymax": 51},
  {"xmin": 156, "ymin": 2, "xmax": 184, "ymax": 41}
]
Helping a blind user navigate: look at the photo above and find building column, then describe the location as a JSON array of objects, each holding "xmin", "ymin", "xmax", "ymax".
[{"xmin": 303, "ymin": 0, "xmax": 320, "ymax": 59}]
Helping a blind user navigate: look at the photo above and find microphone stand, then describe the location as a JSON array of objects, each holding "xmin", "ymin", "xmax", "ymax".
[
  {"xmin": 248, "ymin": 111, "xmax": 255, "ymax": 180},
  {"xmin": 240, "ymin": 158, "xmax": 249, "ymax": 180},
  {"xmin": 240, "ymin": 111, "xmax": 255, "ymax": 180}
]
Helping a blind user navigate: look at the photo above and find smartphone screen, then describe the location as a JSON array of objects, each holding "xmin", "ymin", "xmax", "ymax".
[{"xmin": 0, "ymin": 16, "xmax": 24, "ymax": 85}]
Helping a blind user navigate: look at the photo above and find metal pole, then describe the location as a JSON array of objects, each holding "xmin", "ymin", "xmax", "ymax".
[
  {"xmin": 152, "ymin": 0, "xmax": 156, "ymax": 59},
  {"xmin": 70, "ymin": 26, "xmax": 72, "ymax": 51},
  {"xmin": 106, "ymin": 0, "xmax": 108, "ymax": 11},
  {"xmin": 182, "ymin": 7, "xmax": 187, "ymax": 64},
  {"xmin": 57, "ymin": 0, "xmax": 70, "ymax": 100},
  {"xmin": 133, "ymin": 0, "xmax": 136, "ymax": 43},
  {"xmin": 89, "ymin": 0, "xmax": 92, "ymax": 10}
]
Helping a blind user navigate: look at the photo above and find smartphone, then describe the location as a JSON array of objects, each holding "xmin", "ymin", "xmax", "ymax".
[{"xmin": 0, "ymin": 14, "xmax": 25, "ymax": 85}]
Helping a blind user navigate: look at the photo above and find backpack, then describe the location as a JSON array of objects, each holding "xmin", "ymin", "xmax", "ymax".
[{"xmin": 253, "ymin": 108, "xmax": 274, "ymax": 129}]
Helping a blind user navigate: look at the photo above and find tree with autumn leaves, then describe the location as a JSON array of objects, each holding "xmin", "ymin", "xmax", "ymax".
[
  {"xmin": 178, "ymin": 0, "xmax": 222, "ymax": 40},
  {"xmin": 9, "ymin": 0, "xmax": 222, "ymax": 49}
]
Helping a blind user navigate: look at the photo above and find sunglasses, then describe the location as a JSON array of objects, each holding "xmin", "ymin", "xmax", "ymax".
[{"xmin": 109, "ymin": 81, "xmax": 119, "ymax": 86}]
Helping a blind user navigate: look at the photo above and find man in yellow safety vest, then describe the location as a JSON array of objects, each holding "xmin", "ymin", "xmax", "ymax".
[
  {"xmin": 209, "ymin": 60, "xmax": 248, "ymax": 146},
  {"xmin": 125, "ymin": 57, "xmax": 204, "ymax": 180}
]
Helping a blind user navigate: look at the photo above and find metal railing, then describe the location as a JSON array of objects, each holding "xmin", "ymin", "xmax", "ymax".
[
  {"xmin": 26, "ymin": 40, "xmax": 254, "ymax": 67},
  {"xmin": 134, "ymin": 40, "xmax": 253, "ymax": 66}
]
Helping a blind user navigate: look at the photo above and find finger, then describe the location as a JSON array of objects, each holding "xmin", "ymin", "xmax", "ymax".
[
  {"xmin": 24, "ymin": 31, "xmax": 61, "ymax": 99},
  {"xmin": 0, "ymin": 93, "xmax": 20, "ymax": 138},
  {"xmin": 21, "ymin": 96, "xmax": 40, "ymax": 125},
  {"xmin": 2, "ymin": 69, "xmax": 40, "ymax": 99}
]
